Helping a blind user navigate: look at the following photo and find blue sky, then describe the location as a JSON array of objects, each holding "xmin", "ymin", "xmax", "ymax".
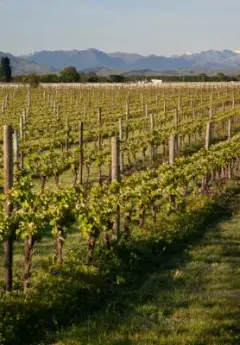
[{"xmin": 0, "ymin": 0, "xmax": 239, "ymax": 56}]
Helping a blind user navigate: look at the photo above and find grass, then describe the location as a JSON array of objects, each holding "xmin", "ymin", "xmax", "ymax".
[{"xmin": 51, "ymin": 195, "xmax": 240, "ymax": 345}]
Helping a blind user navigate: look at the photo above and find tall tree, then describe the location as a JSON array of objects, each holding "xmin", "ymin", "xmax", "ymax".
[
  {"xmin": 0, "ymin": 57, "xmax": 12, "ymax": 82},
  {"xmin": 59, "ymin": 66, "xmax": 79, "ymax": 82}
]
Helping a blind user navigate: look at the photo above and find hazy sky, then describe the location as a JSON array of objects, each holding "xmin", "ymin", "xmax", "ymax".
[{"xmin": 0, "ymin": 0, "xmax": 239, "ymax": 56}]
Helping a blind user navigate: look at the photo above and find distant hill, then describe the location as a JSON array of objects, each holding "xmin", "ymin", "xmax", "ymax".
[
  {"xmin": 108, "ymin": 52, "xmax": 143, "ymax": 64},
  {"xmin": 2, "ymin": 48, "xmax": 240, "ymax": 76},
  {"xmin": 81, "ymin": 67, "xmax": 116, "ymax": 76},
  {"xmin": 0, "ymin": 52, "xmax": 55, "ymax": 75},
  {"xmin": 24, "ymin": 49, "xmax": 127, "ymax": 71},
  {"xmin": 25, "ymin": 48, "xmax": 240, "ymax": 74}
]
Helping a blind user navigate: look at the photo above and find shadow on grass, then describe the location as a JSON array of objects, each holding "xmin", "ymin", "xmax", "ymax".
[{"xmin": 0, "ymin": 185, "xmax": 240, "ymax": 345}]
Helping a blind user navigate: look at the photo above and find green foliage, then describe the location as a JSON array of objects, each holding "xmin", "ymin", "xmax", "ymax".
[
  {"xmin": 44, "ymin": 186, "xmax": 82, "ymax": 237},
  {"xmin": 59, "ymin": 66, "xmax": 79, "ymax": 82},
  {"xmin": 0, "ymin": 183, "xmax": 239, "ymax": 345},
  {"xmin": 39, "ymin": 73, "xmax": 59, "ymax": 83},
  {"xmin": 27, "ymin": 74, "xmax": 40, "ymax": 88},
  {"xmin": 1, "ymin": 84, "xmax": 240, "ymax": 344},
  {"xmin": 79, "ymin": 182, "xmax": 117, "ymax": 239},
  {"xmin": 108, "ymin": 74, "xmax": 125, "ymax": 83},
  {"xmin": 0, "ymin": 57, "xmax": 12, "ymax": 82},
  {"xmin": 12, "ymin": 70, "xmax": 240, "ymax": 83},
  {"xmin": 13, "ymin": 74, "xmax": 40, "ymax": 87}
]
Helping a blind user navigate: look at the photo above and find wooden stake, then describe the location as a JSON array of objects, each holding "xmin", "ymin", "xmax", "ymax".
[
  {"xmin": 145, "ymin": 103, "xmax": 148, "ymax": 119},
  {"xmin": 178, "ymin": 96, "xmax": 181, "ymax": 112},
  {"xmin": 3, "ymin": 125, "xmax": 13, "ymax": 291},
  {"xmin": 65, "ymin": 117, "xmax": 69, "ymax": 151},
  {"xmin": 228, "ymin": 118, "xmax": 232, "ymax": 140},
  {"xmin": 13, "ymin": 130, "xmax": 20, "ymax": 172},
  {"xmin": 205, "ymin": 121, "xmax": 212, "ymax": 150},
  {"xmin": 175, "ymin": 109, "xmax": 179, "ymax": 151},
  {"xmin": 111, "ymin": 137, "xmax": 120, "ymax": 241},
  {"xmin": 126, "ymin": 101, "xmax": 129, "ymax": 140},
  {"xmin": 78, "ymin": 122, "xmax": 84, "ymax": 184},
  {"xmin": 19, "ymin": 117, "xmax": 24, "ymax": 169},
  {"xmin": 119, "ymin": 118, "xmax": 124, "ymax": 173},
  {"xmin": 98, "ymin": 107, "xmax": 102, "ymax": 151},
  {"xmin": 150, "ymin": 114, "xmax": 154, "ymax": 163},
  {"xmin": 169, "ymin": 135, "xmax": 175, "ymax": 165}
]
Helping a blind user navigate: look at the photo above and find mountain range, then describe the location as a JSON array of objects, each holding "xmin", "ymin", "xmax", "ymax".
[
  {"xmin": 0, "ymin": 52, "xmax": 55, "ymax": 75},
  {"xmin": 1, "ymin": 48, "xmax": 240, "ymax": 75}
]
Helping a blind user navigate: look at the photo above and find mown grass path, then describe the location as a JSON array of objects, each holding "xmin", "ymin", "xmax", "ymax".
[{"xmin": 53, "ymin": 198, "xmax": 240, "ymax": 345}]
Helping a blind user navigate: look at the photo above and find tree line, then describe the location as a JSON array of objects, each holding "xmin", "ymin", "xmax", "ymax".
[
  {"xmin": 12, "ymin": 69, "xmax": 240, "ymax": 85},
  {"xmin": 1, "ymin": 57, "xmax": 240, "ymax": 85}
]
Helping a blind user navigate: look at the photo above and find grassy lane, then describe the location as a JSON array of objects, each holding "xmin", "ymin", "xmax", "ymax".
[{"xmin": 53, "ymin": 199, "xmax": 240, "ymax": 345}]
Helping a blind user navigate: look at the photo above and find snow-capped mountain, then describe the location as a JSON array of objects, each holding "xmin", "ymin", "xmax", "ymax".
[{"xmin": 3, "ymin": 48, "xmax": 240, "ymax": 74}]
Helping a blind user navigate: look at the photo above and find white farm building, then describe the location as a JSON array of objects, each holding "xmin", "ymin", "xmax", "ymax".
[{"xmin": 151, "ymin": 79, "xmax": 163, "ymax": 84}]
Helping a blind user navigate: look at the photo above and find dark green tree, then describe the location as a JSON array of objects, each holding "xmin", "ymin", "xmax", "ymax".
[
  {"xmin": 59, "ymin": 66, "xmax": 79, "ymax": 82},
  {"xmin": 216, "ymin": 72, "xmax": 227, "ymax": 81},
  {"xmin": 40, "ymin": 74, "xmax": 59, "ymax": 83},
  {"xmin": 199, "ymin": 73, "xmax": 208, "ymax": 82},
  {"xmin": 108, "ymin": 74, "xmax": 125, "ymax": 83},
  {"xmin": 87, "ymin": 71, "xmax": 98, "ymax": 83},
  {"xmin": 0, "ymin": 57, "xmax": 12, "ymax": 82}
]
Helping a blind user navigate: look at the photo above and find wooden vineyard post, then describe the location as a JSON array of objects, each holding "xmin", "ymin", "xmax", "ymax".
[
  {"xmin": 222, "ymin": 102, "xmax": 225, "ymax": 113},
  {"xmin": 111, "ymin": 137, "xmax": 120, "ymax": 241},
  {"xmin": 150, "ymin": 114, "xmax": 154, "ymax": 164},
  {"xmin": 169, "ymin": 134, "xmax": 176, "ymax": 207},
  {"xmin": 209, "ymin": 104, "xmax": 213, "ymax": 135},
  {"xmin": 125, "ymin": 101, "xmax": 129, "ymax": 140},
  {"xmin": 78, "ymin": 122, "xmax": 84, "ymax": 185},
  {"xmin": 190, "ymin": 95, "xmax": 193, "ymax": 108},
  {"xmin": 169, "ymin": 135, "xmax": 175, "ymax": 165},
  {"xmin": 228, "ymin": 118, "xmax": 232, "ymax": 140},
  {"xmin": 175, "ymin": 108, "xmax": 179, "ymax": 151},
  {"xmin": 228, "ymin": 118, "xmax": 232, "ymax": 179},
  {"xmin": 97, "ymin": 108, "xmax": 102, "ymax": 183},
  {"xmin": 205, "ymin": 121, "xmax": 211, "ymax": 150},
  {"xmin": 65, "ymin": 117, "xmax": 69, "ymax": 151},
  {"xmin": 145, "ymin": 103, "xmax": 148, "ymax": 131},
  {"xmin": 193, "ymin": 108, "xmax": 197, "ymax": 143},
  {"xmin": 205, "ymin": 106, "xmax": 213, "ymax": 150},
  {"xmin": 19, "ymin": 116, "xmax": 24, "ymax": 169},
  {"xmin": 210, "ymin": 92, "xmax": 213, "ymax": 105},
  {"xmin": 232, "ymin": 95, "xmax": 235, "ymax": 110},
  {"xmin": 163, "ymin": 99, "xmax": 166, "ymax": 116},
  {"xmin": 56, "ymin": 105, "xmax": 60, "ymax": 120},
  {"xmin": 53, "ymin": 100, "xmax": 56, "ymax": 113},
  {"xmin": 27, "ymin": 88, "xmax": 31, "ymax": 110},
  {"xmin": 203, "ymin": 120, "xmax": 212, "ymax": 192},
  {"xmin": 83, "ymin": 104, "xmax": 86, "ymax": 120},
  {"xmin": 178, "ymin": 96, "xmax": 181, "ymax": 112},
  {"xmin": 119, "ymin": 118, "xmax": 124, "ymax": 174},
  {"xmin": 3, "ymin": 125, "xmax": 14, "ymax": 291},
  {"xmin": 140, "ymin": 93, "xmax": 144, "ymax": 110},
  {"xmin": 221, "ymin": 102, "xmax": 226, "ymax": 131},
  {"xmin": 13, "ymin": 129, "xmax": 20, "ymax": 173},
  {"xmin": 23, "ymin": 108, "xmax": 27, "ymax": 124},
  {"xmin": 21, "ymin": 113, "xmax": 26, "ymax": 140},
  {"xmin": 98, "ymin": 107, "xmax": 102, "ymax": 151},
  {"xmin": 232, "ymin": 95, "xmax": 236, "ymax": 125},
  {"xmin": 145, "ymin": 103, "xmax": 148, "ymax": 119}
]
